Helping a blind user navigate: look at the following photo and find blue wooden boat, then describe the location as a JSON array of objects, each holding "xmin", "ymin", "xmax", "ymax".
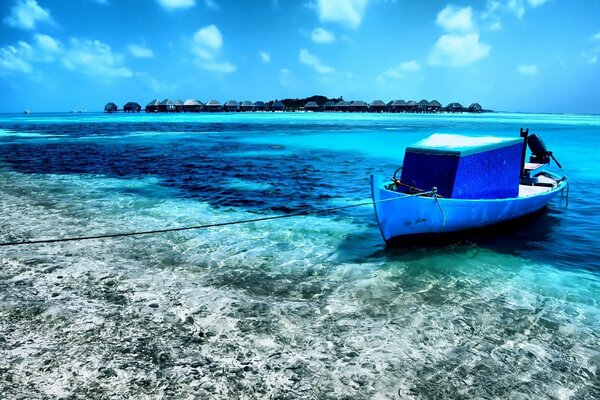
[{"xmin": 371, "ymin": 130, "xmax": 567, "ymax": 244}]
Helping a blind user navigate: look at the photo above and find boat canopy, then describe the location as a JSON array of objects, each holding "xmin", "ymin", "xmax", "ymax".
[
  {"xmin": 401, "ymin": 133, "xmax": 524, "ymax": 199},
  {"xmin": 406, "ymin": 134, "xmax": 523, "ymax": 157}
]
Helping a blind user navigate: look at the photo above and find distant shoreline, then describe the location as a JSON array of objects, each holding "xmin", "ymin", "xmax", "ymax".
[
  {"xmin": 8, "ymin": 110, "xmax": 600, "ymax": 117},
  {"xmin": 103, "ymin": 96, "xmax": 489, "ymax": 115}
]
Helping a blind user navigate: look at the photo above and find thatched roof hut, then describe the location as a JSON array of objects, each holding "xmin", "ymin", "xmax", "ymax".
[
  {"xmin": 159, "ymin": 99, "xmax": 176, "ymax": 112},
  {"xmin": 406, "ymin": 100, "xmax": 418, "ymax": 112},
  {"xmin": 183, "ymin": 99, "xmax": 203, "ymax": 112},
  {"xmin": 205, "ymin": 99, "xmax": 222, "ymax": 112},
  {"xmin": 323, "ymin": 100, "xmax": 336, "ymax": 111},
  {"xmin": 391, "ymin": 99, "xmax": 407, "ymax": 112},
  {"xmin": 174, "ymin": 99, "xmax": 184, "ymax": 112},
  {"xmin": 254, "ymin": 101, "xmax": 267, "ymax": 111},
  {"xmin": 429, "ymin": 100, "xmax": 442, "ymax": 112},
  {"xmin": 336, "ymin": 100, "xmax": 350, "ymax": 111},
  {"xmin": 240, "ymin": 101, "xmax": 254, "ymax": 111},
  {"xmin": 445, "ymin": 102, "xmax": 465, "ymax": 112},
  {"xmin": 145, "ymin": 99, "xmax": 160, "ymax": 112},
  {"xmin": 417, "ymin": 99, "xmax": 430, "ymax": 112},
  {"xmin": 270, "ymin": 100, "xmax": 285, "ymax": 111},
  {"xmin": 350, "ymin": 100, "xmax": 368, "ymax": 112},
  {"xmin": 123, "ymin": 102, "xmax": 141, "ymax": 113},
  {"xmin": 370, "ymin": 100, "xmax": 387, "ymax": 112},
  {"xmin": 224, "ymin": 100, "xmax": 240, "ymax": 112},
  {"xmin": 104, "ymin": 102, "xmax": 118, "ymax": 113},
  {"xmin": 304, "ymin": 101, "xmax": 321, "ymax": 111},
  {"xmin": 468, "ymin": 103, "xmax": 482, "ymax": 113}
]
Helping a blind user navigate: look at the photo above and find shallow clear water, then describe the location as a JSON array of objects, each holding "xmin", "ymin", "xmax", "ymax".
[{"xmin": 0, "ymin": 112, "xmax": 599, "ymax": 399}]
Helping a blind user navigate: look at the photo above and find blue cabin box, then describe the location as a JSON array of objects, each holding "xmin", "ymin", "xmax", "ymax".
[{"xmin": 400, "ymin": 134, "xmax": 524, "ymax": 199}]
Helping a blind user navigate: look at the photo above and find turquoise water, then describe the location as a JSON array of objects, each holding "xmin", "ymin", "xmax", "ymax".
[{"xmin": 0, "ymin": 112, "xmax": 599, "ymax": 398}]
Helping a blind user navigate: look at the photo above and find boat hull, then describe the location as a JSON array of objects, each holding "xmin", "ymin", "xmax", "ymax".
[{"xmin": 370, "ymin": 174, "xmax": 566, "ymax": 244}]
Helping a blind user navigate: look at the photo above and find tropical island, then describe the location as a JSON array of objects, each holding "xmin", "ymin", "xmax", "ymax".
[{"xmin": 104, "ymin": 95, "xmax": 489, "ymax": 114}]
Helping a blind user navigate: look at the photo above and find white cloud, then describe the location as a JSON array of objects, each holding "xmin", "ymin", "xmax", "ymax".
[
  {"xmin": 499, "ymin": 0, "xmax": 548, "ymax": 20},
  {"xmin": 299, "ymin": 48, "xmax": 334, "ymax": 74},
  {"xmin": 3, "ymin": 0, "xmax": 54, "ymax": 30},
  {"xmin": 311, "ymin": 28, "xmax": 335, "ymax": 43},
  {"xmin": 518, "ymin": 64, "xmax": 538, "ymax": 75},
  {"xmin": 592, "ymin": 32, "xmax": 600, "ymax": 41},
  {"xmin": 156, "ymin": 0, "xmax": 195, "ymax": 10},
  {"xmin": 507, "ymin": 0, "xmax": 525, "ymax": 19},
  {"xmin": 399, "ymin": 60, "xmax": 420, "ymax": 72},
  {"xmin": 205, "ymin": 0, "xmax": 218, "ymax": 9},
  {"xmin": 0, "ymin": 45, "xmax": 33, "ymax": 73},
  {"xmin": 377, "ymin": 60, "xmax": 419, "ymax": 82},
  {"xmin": 0, "ymin": 34, "xmax": 63, "ymax": 74},
  {"xmin": 429, "ymin": 33, "xmax": 490, "ymax": 67},
  {"xmin": 483, "ymin": 0, "xmax": 501, "ymax": 17},
  {"xmin": 199, "ymin": 61, "xmax": 236, "ymax": 73},
  {"xmin": 62, "ymin": 38, "xmax": 133, "ymax": 78},
  {"xmin": 489, "ymin": 21, "xmax": 502, "ymax": 31},
  {"xmin": 1, "ymin": 34, "xmax": 136, "ymax": 79},
  {"xmin": 259, "ymin": 51, "xmax": 271, "ymax": 63},
  {"xmin": 314, "ymin": 0, "xmax": 368, "ymax": 29},
  {"xmin": 192, "ymin": 24, "xmax": 223, "ymax": 59},
  {"xmin": 527, "ymin": 0, "xmax": 548, "ymax": 7},
  {"xmin": 27, "ymin": 34, "xmax": 61, "ymax": 62},
  {"xmin": 128, "ymin": 44, "xmax": 155, "ymax": 58},
  {"xmin": 191, "ymin": 24, "xmax": 235, "ymax": 73},
  {"xmin": 435, "ymin": 5, "xmax": 474, "ymax": 32},
  {"xmin": 34, "ymin": 34, "xmax": 61, "ymax": 54}
]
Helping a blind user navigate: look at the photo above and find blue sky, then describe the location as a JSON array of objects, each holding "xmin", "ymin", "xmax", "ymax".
[{"xmin": 0, "ymin": 0, "xmax": 599, "ymax": 114}]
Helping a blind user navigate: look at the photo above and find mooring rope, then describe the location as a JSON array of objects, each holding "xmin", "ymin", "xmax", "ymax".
[{"xmin": 0, "ymin": 189, "xmax": 437, "ymax": 247}]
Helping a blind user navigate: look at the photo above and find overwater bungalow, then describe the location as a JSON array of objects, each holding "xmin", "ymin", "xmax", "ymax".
[
  {"xmin": 468, "ymin": 102, "xmax": 483, "ymax": 113},
  {"xmin": 323, "ymin": 100, "xmax": 336, "ymax": 112},
  {"xmin": 391, "ymin": 100, "xmax": 407, "ymax": 113},
  {"xmin": 270, "ymin": 100, "xmax": 286, "ymax": 112},
  {"xmin": 406, "ymin": 100, "xmax": 418, "ymax": 113},
  {"xmin": 205, "ymin": 99, "xmax": 222, "ymax": 112},
  {"xmin": 417, "ymin": 99, "xmax": 430, "ymax": 113},
  {"xmin": 123, "ymin": 102, "xmax": 141, "ymax": 113},
  {"xmin": 446, "ymin": 102, "xmax": 466, "ymax": 113},
  {"xmin": 304, "ymin": 101, "xmax": 321, "ymax": 112},
  {"xmin": 336, "ymin": 100, "xmax": 350, "ymax": 112},
  {"xmin": 224, "ymin": 100, "xmax": 240, "ymax": 112},
  {"xmin": 369, "ymin": 100, "xmax": 387, "ymax": 112},
  {"xmin": 429, "ymin": 100, "xmax": 443, "ymax": 113},
  {"xmin": 159, "ymin": 99, "xmax": 176, "ymax": 112},
  {"xmin": 240, "ymin": 101, "xmax": 254, "ymax": 112},
  {"xmin": 254, "ymin": 101, "xmax": 267, "ymax": 111},
  {"xmin": 174, "ymin": 100, "xmax": 184, "ymax": 112},
  {"xmin": 183, "ymin": 99, "xmax": 203, "ymax": 112},
  {"xmin": 350, "ymin": 100, "xmax": 369, "ymax": 112},
  {"xmin": 104, "ymin": 102, "xmax": 118, "ymax": 113},
  {"xmin": 145, "ymin": 99, "xmax": 160, "ymax": 113}
]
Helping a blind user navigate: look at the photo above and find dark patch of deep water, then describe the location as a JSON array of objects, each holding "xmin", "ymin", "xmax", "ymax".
[{"xmin": 0, "ymin": 121, "xmax": 387, "ymax": 215}]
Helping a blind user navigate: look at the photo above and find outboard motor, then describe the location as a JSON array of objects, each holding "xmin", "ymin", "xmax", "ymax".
[{"xmin": 528, "ymin": 133, "xmax": 562, "ymax": 168}]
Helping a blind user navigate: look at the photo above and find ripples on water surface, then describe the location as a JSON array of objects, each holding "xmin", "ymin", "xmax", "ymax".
[{"xmin": 1, "ymin": 113, "xmax": 599, "ymax": 399}]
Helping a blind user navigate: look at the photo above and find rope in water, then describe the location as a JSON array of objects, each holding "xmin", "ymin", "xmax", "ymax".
[{"xmin": 0, "ymin": 189, "xmax": 437, "ymax": 247}]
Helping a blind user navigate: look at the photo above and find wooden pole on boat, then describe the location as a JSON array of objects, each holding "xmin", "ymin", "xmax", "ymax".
[{"xmin": 520, "ymin": 128, "xmax": 529, "ymax": 178}]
